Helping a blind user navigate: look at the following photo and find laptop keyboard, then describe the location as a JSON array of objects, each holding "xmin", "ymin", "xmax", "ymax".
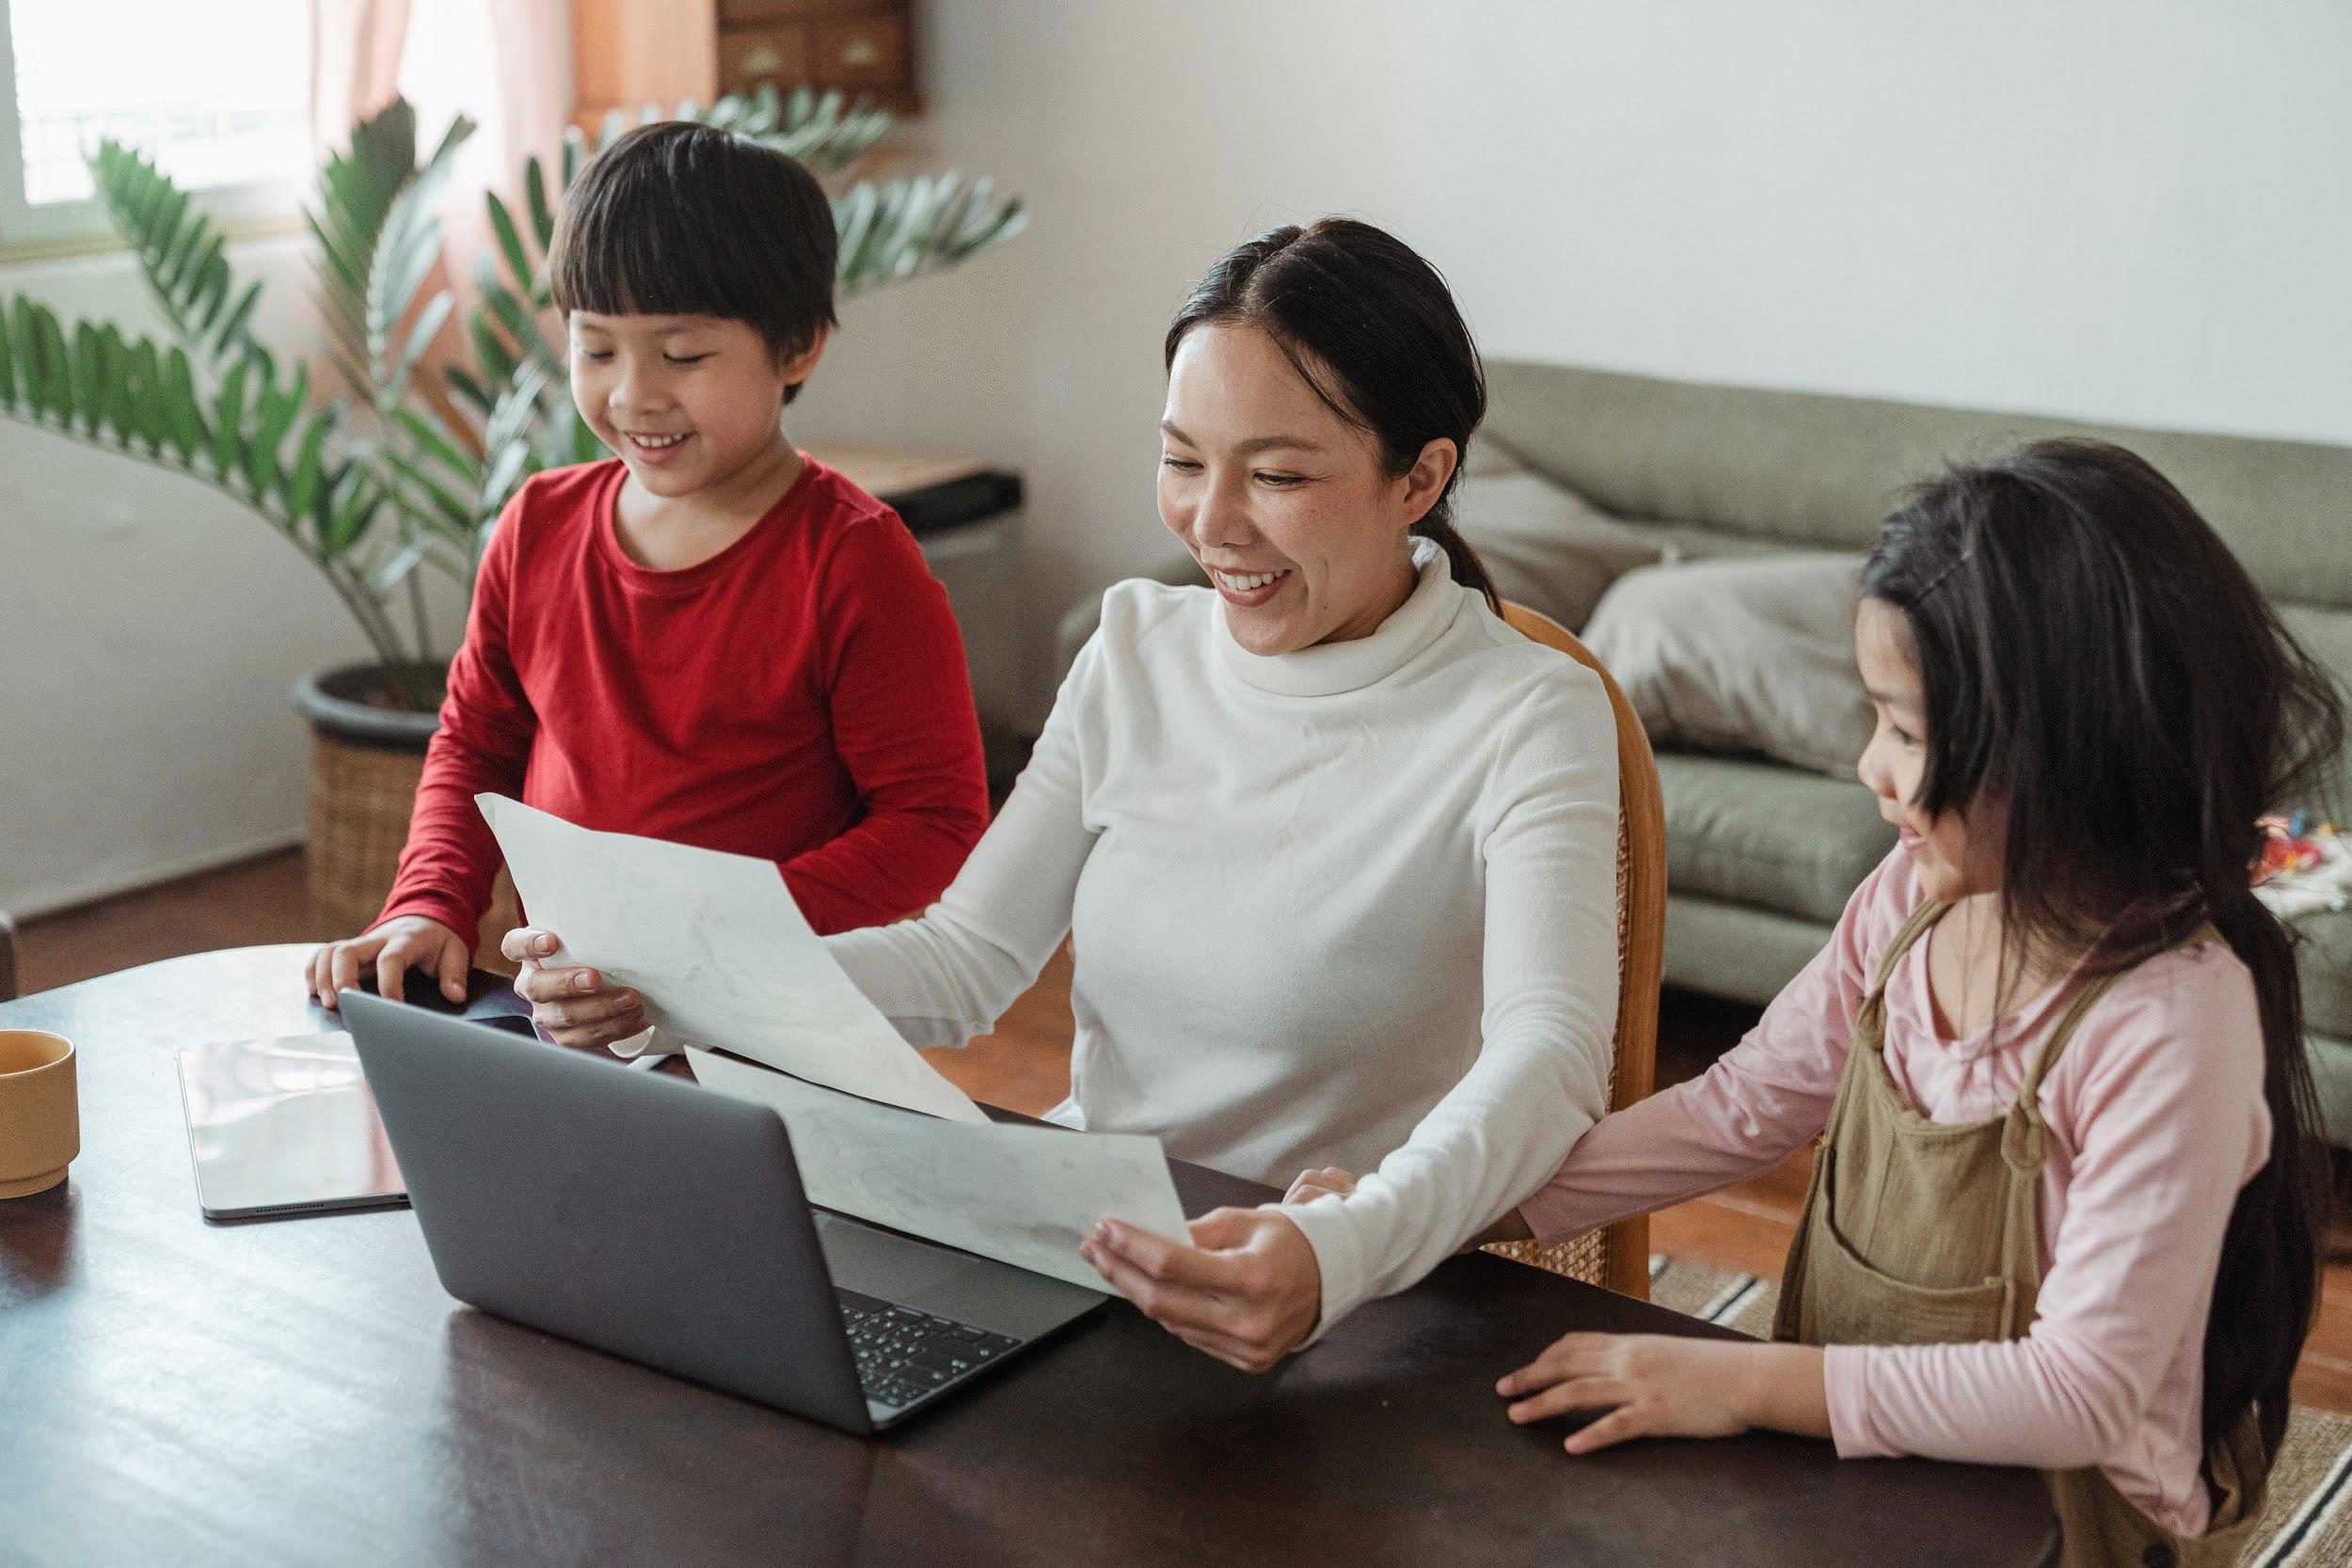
[{"xmin": 836, "ymin": 1289, "xmax": 1024, "ymax": 1410}]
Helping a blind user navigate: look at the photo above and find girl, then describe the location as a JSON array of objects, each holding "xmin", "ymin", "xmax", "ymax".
[{"xmin": 1305, "ymin": 438, "xmax": 2339, "ymax": 1565}]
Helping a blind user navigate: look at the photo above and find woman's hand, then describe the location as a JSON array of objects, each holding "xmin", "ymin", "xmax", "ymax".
[
  {"xmin": 1078, "ymin": 1209, "xmax": 1323, "ymax": 1373},
  {"xmin": 1497, "ymin": 1334, "xmax": 1828, "ymax": 1453},
  {"xmin": 502, "ymin": 927, "xmax": 647, "ymax": 1051}
]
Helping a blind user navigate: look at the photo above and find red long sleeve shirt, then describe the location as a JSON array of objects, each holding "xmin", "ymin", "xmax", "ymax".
[{"xmin": 377, "ymin": 455, "xmax": 990, "ymax": 946}]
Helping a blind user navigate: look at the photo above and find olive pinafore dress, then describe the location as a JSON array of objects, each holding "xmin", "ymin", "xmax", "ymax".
[{"xmin": 1772, "ymin": 900, "xmax": 2268, "ymax": 1568}]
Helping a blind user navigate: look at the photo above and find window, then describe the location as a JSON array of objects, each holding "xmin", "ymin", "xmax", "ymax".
[{"xmin": 0, "ymin": 0, "xmax": 310, "ymax": 245}]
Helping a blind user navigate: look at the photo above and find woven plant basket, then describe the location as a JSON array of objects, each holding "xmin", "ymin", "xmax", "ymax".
[
  {"xmin": 306, "ymin": 731, "xmax": 429, "ymax": 938},
  {"xmin": 294, "ymin": 663, "xmax": 521, "ymax": 974}
]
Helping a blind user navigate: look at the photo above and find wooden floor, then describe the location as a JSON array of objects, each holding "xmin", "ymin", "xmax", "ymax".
[{"xmin": 14, "ymin": 847, "xmax": 2351, "ymax": 1412}]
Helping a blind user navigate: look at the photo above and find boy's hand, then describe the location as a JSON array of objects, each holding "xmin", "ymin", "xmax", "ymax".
[
  {"xmin": 310, "ymin": 916, "xmax": 470, "ymax": 1009},
  {"xmin": 503, "ymin": 927, "xmax": 647, "ymax": 1051}
]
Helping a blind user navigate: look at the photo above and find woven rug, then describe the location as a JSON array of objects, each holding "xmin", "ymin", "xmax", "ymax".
[{"xmin": 1647, "ymin": 1257, "xmax": 2352, "ymax": 1567}]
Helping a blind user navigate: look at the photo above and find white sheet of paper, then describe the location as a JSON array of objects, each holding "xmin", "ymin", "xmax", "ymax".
[
  {"xmin": 688, "ymin": 1047, "xmax": 1190, "ymax": 1295},
  {"xmin": 478, "ymin": 794, "xmax": 986, "ymax": 1124}
]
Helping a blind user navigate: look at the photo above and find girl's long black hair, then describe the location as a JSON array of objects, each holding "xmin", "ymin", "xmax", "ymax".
[
  {"xmin": 1861, "ymin": 437, "xmax": 2343, "ymax": 1459},
  {"xmin": 1165, "ymin": 217, "xmax": 1501, "ymax": 610}
]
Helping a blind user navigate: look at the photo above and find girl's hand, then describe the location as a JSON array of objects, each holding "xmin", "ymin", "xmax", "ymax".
[
  {"xmin": 502, "ymin": 927, "xmax": 647, "ymax": 1051},
  {"xmin": 1078, "ymin": 1209, "xmax": 1323, "ymax": 1373},
  {"xmin": 1498, "ymin": 1333, "xmax": 1813, "ymax": 1454}
]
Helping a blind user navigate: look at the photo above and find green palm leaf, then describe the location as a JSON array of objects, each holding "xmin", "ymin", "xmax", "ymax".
[
  {"xmin": 69, "ymin": 321, "xmax": 104, "ymax": 436},
  {"xmin": 836, "ymin": 172, "xmax": 1027, "ymax": 296},
  {"xmin": 159, "ymin": 347, "xmax": 207, "ymax": 460},
  {"xmin": 362, "ymin": 119, "xmax": 469, "ymax": 407},
  {"xmin": 19, "ymin": 299, "xmax": 65, "ymax": 420},
  {"xmin": 0, "ymin": 299, "xmax": 17, "ymax": 411},
  {"xmin": 312, "ymin": 100, "xmax": 475, "ymax": 405},
  {"xmin": 208, "ymin": 354, "xmax": 248, "ymax": 479},
  {"xmin": 86, "ymin": 140, "xmax": 260, "ymax": 372},
  {"xmin": 243, "ymin": 359, "xmax": 308, "ymax": 497}
]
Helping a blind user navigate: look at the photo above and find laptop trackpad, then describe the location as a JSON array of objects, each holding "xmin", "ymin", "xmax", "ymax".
[{"xmin": 815, "ymin": 1212, "xmax": 1106, "ymax": 1338}]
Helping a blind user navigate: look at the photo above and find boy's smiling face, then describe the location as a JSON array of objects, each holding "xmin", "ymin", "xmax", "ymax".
[{"xmin": 568, "ymin": 310, "xmax": 823, "ymax": 500}]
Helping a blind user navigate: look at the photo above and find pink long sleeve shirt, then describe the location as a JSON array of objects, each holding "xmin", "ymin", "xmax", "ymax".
[{"xmin": 1519, "ymin": 845, "xmax": 2270, "ymax": 1535}]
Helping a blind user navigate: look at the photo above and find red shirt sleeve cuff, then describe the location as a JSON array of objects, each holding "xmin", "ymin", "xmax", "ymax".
[{"xmin": 373, "ymin": 892, "xmax": 482, "ymax": 955}]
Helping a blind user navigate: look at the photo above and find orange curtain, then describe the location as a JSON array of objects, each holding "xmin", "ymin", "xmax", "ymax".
[
  {"xmin": 308, "ymin": 0, "xmax": 412, "ymax": 153},
  {"xmin": 308, "ymin": 0, "xmax": 574, "ymax": 430}
]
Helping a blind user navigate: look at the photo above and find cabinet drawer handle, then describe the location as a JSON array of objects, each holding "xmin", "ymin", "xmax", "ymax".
[{"xmin": 839, "ymin": 39, "xmax": 881, "ymax": 67}]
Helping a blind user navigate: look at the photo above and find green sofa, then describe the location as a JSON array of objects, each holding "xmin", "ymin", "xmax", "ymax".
[{"xmin": 1053, "ymin": 362, "xmax": 2352, "ymax": 1144}]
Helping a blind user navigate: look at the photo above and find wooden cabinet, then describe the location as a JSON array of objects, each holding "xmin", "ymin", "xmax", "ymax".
[
  {"xmin": 716, "ymin": 24, "xmax": 811, "ymax": 95},
  {"xmin": 574, "ymin": 0, "xmax": 918, "ymax": 125},
  {"xmin": 808, "ymin": 13, "xmax": 907, "ymax": 92},
  {"xmin": 720, "ymin": 0, "xmax": 878, "ymax": 18}
]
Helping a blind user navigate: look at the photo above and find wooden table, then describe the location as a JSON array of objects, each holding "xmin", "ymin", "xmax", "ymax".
[{"xmin": 0, "ymin": 946, "xmax": 2057, "ymax": 1567}]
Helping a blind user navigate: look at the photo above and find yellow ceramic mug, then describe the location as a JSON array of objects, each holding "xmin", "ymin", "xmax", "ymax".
[{"xmin": 0, "ymin": 1030, "xmax": 78, "ymax": 1197}]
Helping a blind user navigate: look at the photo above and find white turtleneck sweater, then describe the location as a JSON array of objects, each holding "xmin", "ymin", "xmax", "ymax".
[{"xmin": 825, "ymin": 544, "xmax": 1620, "ymax": 1328}]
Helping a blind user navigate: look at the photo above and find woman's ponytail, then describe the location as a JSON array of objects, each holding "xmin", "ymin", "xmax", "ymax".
[{"xmin": 1410, "ymin": 515, "xmax": 1501, "ymax": 613}]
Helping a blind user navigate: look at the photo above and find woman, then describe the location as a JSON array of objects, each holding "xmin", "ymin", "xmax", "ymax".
[{"xmin": 506, "ymin": 218, "xmax": 1623, "ymax": 1370}]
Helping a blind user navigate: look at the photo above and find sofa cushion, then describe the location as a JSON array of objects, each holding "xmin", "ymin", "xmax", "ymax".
[
  {"xmin": 1585, "ymin": 554, "xmax": 1875, "ymax": 776},
  {"xmin": 1482, "ymin": 358, "xmax": 2352, "ymax": 610},
  {"xmin": 2294, "ymin": 908, "xmax": 2352, "ymax": 1042},
  {"xmin": 1455, "ymin": 446, "xmax": 1665, "ymax": 631},
  {"xmin": 1657, "ymin": 751, "xmax": 1896, "ymax": 927},
  {"xmin": 1650, "ymin": 521, "xmax": 1793, "ymax": 562},
  {"xmin": 2275, "ymin": 603, "xmax": 2352, "ymax": 813}
]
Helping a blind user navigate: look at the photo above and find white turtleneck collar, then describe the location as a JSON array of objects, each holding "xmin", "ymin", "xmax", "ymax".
[{"xmin": 1212, "ymin": 538, "xmax": 1470, "ymax": 697}]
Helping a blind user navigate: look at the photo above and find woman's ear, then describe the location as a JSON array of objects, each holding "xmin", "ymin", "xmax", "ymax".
[{"xmin": 1399, "ymin": 436, "xmax": 1459, "ymax": 527}]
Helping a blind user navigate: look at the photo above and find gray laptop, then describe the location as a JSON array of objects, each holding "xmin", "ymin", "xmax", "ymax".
[{"xmin": 338, "ymin": 990, "xmax": 1107, "ymax": 1432}]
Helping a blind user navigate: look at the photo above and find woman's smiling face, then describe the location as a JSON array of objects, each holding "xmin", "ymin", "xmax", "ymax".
[{"xmin": 1157, "ymin": 324, "xmax": 1453, "ymax": 656}]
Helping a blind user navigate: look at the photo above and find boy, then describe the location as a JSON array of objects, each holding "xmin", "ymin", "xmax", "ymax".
[{"xmin": 309, "ymin": 121, "xmax": 990, "ymax": 1016}]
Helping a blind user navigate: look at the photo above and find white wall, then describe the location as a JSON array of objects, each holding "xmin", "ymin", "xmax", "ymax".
[
  {"xmin": 789, "ymin": 0, "xmax": 2352, "ymax": 727},
  {"xmin": 0, "ymin": 235, "xmax": 420, "ymax": 917},
  {"xmin": 8, "ymin": 0, "xmax": 2351, "ymax": 913}
]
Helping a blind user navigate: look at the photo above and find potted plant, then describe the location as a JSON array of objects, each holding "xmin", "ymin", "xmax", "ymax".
[{"xmin": 0, "ymin": 88, "xmax": 1025, "ymax": 940}]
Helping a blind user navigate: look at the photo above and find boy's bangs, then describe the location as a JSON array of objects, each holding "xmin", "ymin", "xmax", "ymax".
[
  {"xmin": 546, "ymin": 121, "xmax": 837, "ymax": 361},
  {"xmin": 553, "ymin": 196, "xmax": 749, "ymax": 328}
]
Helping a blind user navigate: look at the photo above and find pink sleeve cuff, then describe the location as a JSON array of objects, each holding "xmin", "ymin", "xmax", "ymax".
[
  {"xmin": 1515, "ymin": 1184, "xmax": 1593, "ymax": 1244},
  {"xmin": 1822, "ymin": 1344, "xmax": 1899, "ymax": 1459}
]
